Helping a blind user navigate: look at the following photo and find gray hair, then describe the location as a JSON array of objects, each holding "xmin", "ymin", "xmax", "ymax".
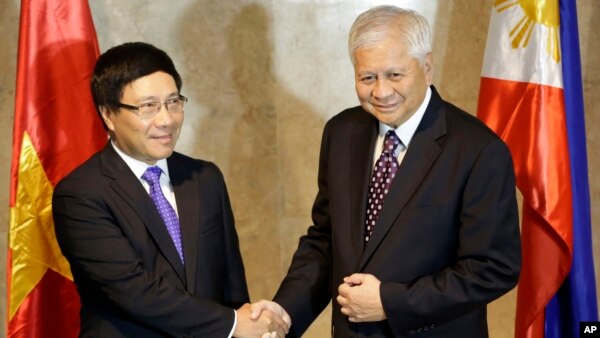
[{"xmin": 348, "ymin": 5, "xmax": 432, "ymax": 65}]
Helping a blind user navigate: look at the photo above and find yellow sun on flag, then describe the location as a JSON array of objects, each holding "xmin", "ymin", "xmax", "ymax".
[{"xmin": 494, "ymin": 0, "xmax": 560, "ymax": 62}]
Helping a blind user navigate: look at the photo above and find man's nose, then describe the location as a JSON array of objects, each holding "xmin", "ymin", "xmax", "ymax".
[
  {"xmin": 372, "ymin": 78, "xmax": 393, "ymax": 99},
  {"xmin": 153, "ymin": 104, "xmax": 174, "ymax": 126}
]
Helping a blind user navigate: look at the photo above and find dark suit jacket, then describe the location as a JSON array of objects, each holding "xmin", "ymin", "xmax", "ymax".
[
  {"xmin": 53, "ymin": 143, "xmax": 249, "ymax": 337},
  {"xmin": 274, "ymin": 87, "xmax": 521, "ymax": 337}
]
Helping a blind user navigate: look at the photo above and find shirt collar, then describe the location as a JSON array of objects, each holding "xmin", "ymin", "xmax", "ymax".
[
  {"xmin": 110, "ymin": 141, "xmax": 170, "ymax": 180},
  {"xmin": 378, "ymin": 86, "xmax": 431, "ymax": 148}
]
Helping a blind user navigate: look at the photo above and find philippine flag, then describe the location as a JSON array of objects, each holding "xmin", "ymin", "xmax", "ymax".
[{"xmin": 477, "ymin": 0, "xmax": 597, "ymax": 337}]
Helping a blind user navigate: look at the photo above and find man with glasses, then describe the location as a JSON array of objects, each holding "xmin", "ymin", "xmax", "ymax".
[{"xmin": 52, "ymin": 42, "xmax": 290, "ymax": 338}]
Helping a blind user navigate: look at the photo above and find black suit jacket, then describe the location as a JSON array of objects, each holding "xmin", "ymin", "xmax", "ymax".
[
  {"xmin": 274, "ymin": 87, "xmax": 521, "ymax": 337},
  {"xmin": 53, "ymin": 143, "xmax": 249, "ymax": 337}
]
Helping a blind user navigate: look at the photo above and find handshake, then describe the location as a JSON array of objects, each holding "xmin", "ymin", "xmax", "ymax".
[
  {"xmin": 232, "ymin": 273, "xmax": 385, "ymax": 337},
  {"xmin": 233, "ymin": 300, "xmax": 292, "ymax": 338}
]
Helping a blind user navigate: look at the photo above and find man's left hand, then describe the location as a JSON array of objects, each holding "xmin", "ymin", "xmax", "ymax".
[{"xmin": 337, "ymin": 273, "xmax": 386, "ymax": 322}]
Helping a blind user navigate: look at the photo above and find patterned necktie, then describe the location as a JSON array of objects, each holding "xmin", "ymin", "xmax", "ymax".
[
  {"xmin": 365, "ymin": 130, "xmax": 401, "ymax": 244},
  {"xmin": 142, "ymin": 166, "xmax": 184, "ymax": 263}
]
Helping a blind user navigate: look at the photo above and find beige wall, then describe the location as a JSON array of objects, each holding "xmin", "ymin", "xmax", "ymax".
[{"xmin": 0, "ymin": 1, "xmax": 598, "ymax": 337}]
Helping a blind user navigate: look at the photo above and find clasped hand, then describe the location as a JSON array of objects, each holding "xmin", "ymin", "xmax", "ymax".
[
  {"xmin": 337, "ymin": 273, "xmax": 386, "ymax": 322},
  {"xmin": 234, "ymin": 300, "xmax": 291, "ymax": 338}
]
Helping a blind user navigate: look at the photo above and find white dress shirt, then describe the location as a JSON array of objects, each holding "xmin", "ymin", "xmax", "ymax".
[
  {"xmin": 372, "ymin": 87, "xmax": 432, "ymax": 168},
  {"xmin": 111, "ymin": 141, "xmax": 179, "ymax": 215}
]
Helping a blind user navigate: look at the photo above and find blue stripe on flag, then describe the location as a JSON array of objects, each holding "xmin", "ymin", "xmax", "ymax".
[{"xmin": 546, "ymin": 0, "xmax": 598, "ymax": 337}]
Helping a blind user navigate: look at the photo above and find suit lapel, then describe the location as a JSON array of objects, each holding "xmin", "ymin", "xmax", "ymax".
[
  {"xmin": 168, "ymin": 155, "xmax": 199, "ymax": 291},
  {"xmin": 349, "ymin": 114, "xmax": 379, "ymax": 260},
  {"xmin": 100, "ymin": 145, "xmax": 187, "ymax": 284},
  {"xmin": 359, "ymin": 87, "xmax": 447, "ymax": 270}
]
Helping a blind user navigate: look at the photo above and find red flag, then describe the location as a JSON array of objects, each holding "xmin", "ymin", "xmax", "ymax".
[
  {"xmin": 477, "ymin": 1, "xmax": 573, "ymax": 337},
  {"xmin": 8, "ymin": 1, "xmax": 106, "ymax": 337}
]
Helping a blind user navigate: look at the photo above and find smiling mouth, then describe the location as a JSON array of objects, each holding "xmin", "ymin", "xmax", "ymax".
[
  {"xmin": 152, "ymin": 135, "xmax": 173, "ymax": 141},
  {"xmin": 373, "ymin": 103, "xmax": 399, "ymax": 111}
]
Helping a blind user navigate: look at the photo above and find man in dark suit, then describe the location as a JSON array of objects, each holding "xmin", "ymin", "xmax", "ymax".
[
  {"xmin": 260, "ymin": 5, "xmax": 521, "ymax": 337},
  {"xmin": 53, "ymin": 42, "xmax": 290, "ymax": 338}
]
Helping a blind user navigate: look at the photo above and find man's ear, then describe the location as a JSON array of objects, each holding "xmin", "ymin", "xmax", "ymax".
[
  {"xmin": 424, "ymin": 52, "xmax": 434, "ymax": 85},
  {"xmin": 100, "ymin": 106, "xmax": 115, "ymax": 132}
]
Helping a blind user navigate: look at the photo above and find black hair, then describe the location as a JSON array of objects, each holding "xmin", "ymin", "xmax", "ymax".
[{"xmin": 91, "ymin": 42, "xmax": 182, "ymax": 129}]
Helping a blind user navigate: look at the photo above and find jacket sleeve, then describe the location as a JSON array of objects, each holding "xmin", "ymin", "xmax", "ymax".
[
  {"xmin": 217, "ymin": 167, "xmax": 250, "ymax": 309},
  {"xmin": 273, "ymin": 122, "xmax": 333, "ymax": 337}
]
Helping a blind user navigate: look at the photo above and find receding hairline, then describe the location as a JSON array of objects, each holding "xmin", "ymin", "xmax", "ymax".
[{"xmin": 351, "ymin": 20, "xmax": 412, "ymax": 49}]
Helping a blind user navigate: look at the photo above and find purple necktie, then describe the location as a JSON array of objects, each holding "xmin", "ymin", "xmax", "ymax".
[
  {"xmin": 142, "ymin": 166, "xmax": 184, "ymax": 263},
  {"xmin": 365, "ymin": 130, "xmax": 401, "ymax": 244}
]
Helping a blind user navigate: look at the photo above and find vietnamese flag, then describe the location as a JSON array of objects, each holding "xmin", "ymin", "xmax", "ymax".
[
  {"xmin": 8, "ymin": 0, "xmax": 106, "ymax": 337},
  {"xmin": 477, "ymin": 0, "xmax": 597, "ymax": 337}
]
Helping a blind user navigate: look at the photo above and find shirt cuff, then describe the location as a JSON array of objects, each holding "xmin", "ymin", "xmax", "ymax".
[{"xmin": 228, "ymin": 308, "xmax": 237, "ymax": 338}]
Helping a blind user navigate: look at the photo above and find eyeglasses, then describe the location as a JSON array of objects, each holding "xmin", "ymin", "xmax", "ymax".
[{"xmin": 117, "ymin": 95, "xmax": 188, "ymax": 119}]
